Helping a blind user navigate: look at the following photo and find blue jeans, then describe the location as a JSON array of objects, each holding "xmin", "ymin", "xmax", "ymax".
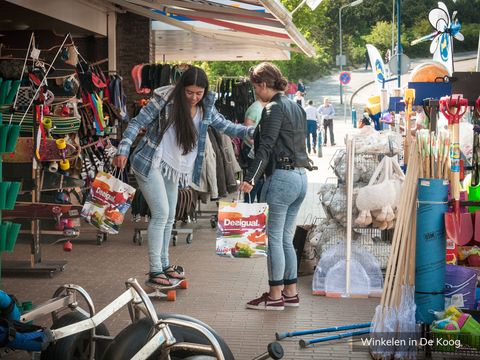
[
  {"xmin": 306, "ymin": 120, "xmax": 317, "ymax": 152},
  {"xmin": 260, "ymin": 168, "xmax": 308, "ymax": 286},
  {"xmin": 134, "ymin": 168, "xmax": 178, "ymax": 273}
]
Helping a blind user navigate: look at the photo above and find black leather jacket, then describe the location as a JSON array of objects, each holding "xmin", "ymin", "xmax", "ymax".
[{"xmin": 244, "ymin": 92, "xmax": 309, "ymax": 185}]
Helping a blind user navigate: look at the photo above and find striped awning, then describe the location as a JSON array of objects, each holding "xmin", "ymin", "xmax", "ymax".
[{"xmin": 107, "ymin": 0, "xmax": 316, "ymax": 61}]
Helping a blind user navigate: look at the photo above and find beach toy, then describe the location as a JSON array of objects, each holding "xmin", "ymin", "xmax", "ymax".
[
  {"xmin": 445, "ymin": 305, "xmax": 463, "ymax": 321},
  {"xmin": 457, "ymin": 313, "xmax": 480, "ymax": 349},
  {"xmin": 431, "ymin": 322, "xmax": 460, "ymax": 352},
  {"xmin": 445, "ymin": 265, "xmax": 478, "ymax": 309}
]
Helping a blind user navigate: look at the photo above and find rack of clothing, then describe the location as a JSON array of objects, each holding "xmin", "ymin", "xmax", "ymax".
[
  {"xmin": 215, "ymin": 76, "xmax": 255, "ymax": 124},
  {"xmin": 131, "ymin": 63, "xmax": 190, "ymax": 94}
]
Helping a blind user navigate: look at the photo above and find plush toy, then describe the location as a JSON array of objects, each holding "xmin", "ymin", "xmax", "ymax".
[{"xmin": 355, "ymin": 156, "xmax": 405, "ymax": 228}]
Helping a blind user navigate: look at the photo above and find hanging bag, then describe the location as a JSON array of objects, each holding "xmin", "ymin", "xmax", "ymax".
[
  {"xmin": 216, "ymin": 195, "xmax": 268, "ymax": 258},
  {"xmin": 81, "ymin": 168, "xmax": 136, "ymax": 234},
  {"xmin": 355, "ymin": 156, "xmax": 404, "ymax": 228}
]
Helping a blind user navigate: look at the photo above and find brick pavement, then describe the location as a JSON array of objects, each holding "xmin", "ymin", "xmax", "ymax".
[{"xmin": 1, "ymin": 185, "xmax": 377, "ymax": 360}]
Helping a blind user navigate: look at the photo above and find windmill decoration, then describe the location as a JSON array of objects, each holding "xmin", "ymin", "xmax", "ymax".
[{"xmin": 411, "ymin": 1, "xmax": 464, "ymax": 75}]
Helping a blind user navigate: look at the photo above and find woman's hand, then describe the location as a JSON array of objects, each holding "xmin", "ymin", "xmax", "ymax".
[
  {"xmin": 113, "ymin": 155, "xmax": 128, "ymax": 169},
  {"xmin": 238, "ymin": 181, "xmax": 253, "ymax": 193}
]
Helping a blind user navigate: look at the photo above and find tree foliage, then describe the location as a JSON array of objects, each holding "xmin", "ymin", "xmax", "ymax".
[{"xmin": 201, "ymin": 0, "xmax": 480, "ymax": 85}]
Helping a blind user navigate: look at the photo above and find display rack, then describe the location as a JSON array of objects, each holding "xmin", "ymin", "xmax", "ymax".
[
  {"xmin": 2, "ymin": 107, "xmax": 68, "ymax": 277},
  {"xmin": 0, "ymin": 113, "xmax": 22, "ymax": 280}
]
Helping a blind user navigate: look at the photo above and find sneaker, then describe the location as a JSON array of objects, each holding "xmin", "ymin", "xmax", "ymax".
[
  {"xmin": 246, "ymin": 293, "xmax": 284, "ymax": 311},
  {"xmin": 282, "ymin": 292, "xmax": 300, "ymax": 307}
]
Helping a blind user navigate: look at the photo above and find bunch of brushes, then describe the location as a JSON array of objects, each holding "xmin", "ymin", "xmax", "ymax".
[{"xmin": 416, "ymin": 129, "xmax": 450, "ymax": 179}]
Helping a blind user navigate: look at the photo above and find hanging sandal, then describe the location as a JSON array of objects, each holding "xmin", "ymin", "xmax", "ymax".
[
  {"xmin": 163, "ymin": 265, "xmax": 185, "ymax": 279},
  {"xmin": 146, "ymin": 272, "xmax": 172, "ymax": 287}
]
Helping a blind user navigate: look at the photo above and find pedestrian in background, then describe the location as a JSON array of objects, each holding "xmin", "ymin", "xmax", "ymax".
[
  {"xmin": 239, "ymin": 62, "xmax": 309, "ymax": 311},
  {"xmin": 365, "ymin": 49, "xmax": 370, "ymax": 70},
  {"xmin": 304, "ymin": 100, "xmax": 318, "ymax": 154},
  {"xmin": 317, "ymin": 97, "xmax": 336, "ymax": 146},
  {"xmin": 297, "ymin": 79, "xmax": 306, "ymax": 95},
  {"xmin": 286, "ymin": 81, "xmax": 297, "ymax": 100},
  {"xmin": 294, "ymin": 91, "xmax": 305, "ymax": 108},
  {"xmin": 240, "ymin": 99, "xmax": 267, "ymax": 203}
]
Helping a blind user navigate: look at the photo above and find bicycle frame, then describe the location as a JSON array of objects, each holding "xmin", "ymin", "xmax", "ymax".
[{"xmin": 21, "ymin": 278, "xmax": 226, "ymax": 360}]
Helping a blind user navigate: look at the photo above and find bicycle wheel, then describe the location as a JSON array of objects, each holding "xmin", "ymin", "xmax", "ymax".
[{"xmin": 102, "ymin": 313, "xmax": 234, "ymax": 360}]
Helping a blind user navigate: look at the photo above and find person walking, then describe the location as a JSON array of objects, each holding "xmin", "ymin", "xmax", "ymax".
[
  {"xmin": 317, "ymin": 97, "xmax": 336, "ymax": 146},
  {"xmin": 365, "ymin": 48, "xmax": 370, "ymax": 70},
  {"xmin": 294, "ymin": 91, "xmax": 305, "ymax": 108},
  {"xmin": 304, "ymin": 100, "xmax": 318, "ymax": 154},
  {"xmin": 239, "ymin": 62, "xmax": 309, "ymax": 311},
  {"xmin": 297, "ymin": 79, "xmax": 306, "ymax": 95},
  {"xmin": 113, "ymin": 66, "xmax": 253, "ymax": 287}
]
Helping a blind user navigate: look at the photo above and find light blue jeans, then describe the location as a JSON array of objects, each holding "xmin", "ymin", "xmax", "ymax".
[
  {"xmin": 260, "ymin": 168, "xmax": 308, "ymax": 286},
  {"xmin": 134, "ymin": 167, "xmax": 178, "ymax": 274}
]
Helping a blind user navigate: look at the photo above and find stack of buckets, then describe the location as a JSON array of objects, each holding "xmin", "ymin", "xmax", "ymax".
[{"xmin": 0, "ymin": 113, "xmax": 22, "ymax": 267}]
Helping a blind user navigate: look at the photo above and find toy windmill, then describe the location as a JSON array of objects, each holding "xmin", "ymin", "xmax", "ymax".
[{"xmin": 411, "ymin": 1, "xmax": 464, "ymax": 75}]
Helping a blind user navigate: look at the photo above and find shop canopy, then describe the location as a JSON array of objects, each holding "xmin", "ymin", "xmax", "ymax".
[
  {"xmin": 1, "ymin": 0, "xmax": 315, "ymax": 61},
  {"xmin": 106, "ymin": 0, "xmax": 316, "ymax": 61}
]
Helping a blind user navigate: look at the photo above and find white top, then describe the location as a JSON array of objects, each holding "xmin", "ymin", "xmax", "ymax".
[
  {"xmin": 152, "ymin": 106, "xmax": 202, "ymax": 186},
  {"xmin": 304, "ymin": 104, "xmax": 317, "ymax": 121}
]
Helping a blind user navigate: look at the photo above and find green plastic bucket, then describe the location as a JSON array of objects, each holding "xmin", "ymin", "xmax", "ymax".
[
  {"xmin": 0, "ymin": 181, "xmax": 10, "ymax": 209},
  {"xmin": 432, "ymin": 327, "xmax": 460, "ymax": 352},
  {"xmin": 4, "ymin": 181, "xmax": 20, "ymax": 210},
  {"xmin": 5, "ymin": 124, "xmax": 20, "ymax": 153},
  {"xmin": 0, "ymin": 124, "xmax": 9, "ymax": 153},
  {"xmin": 5, "ymin": 222, "xmax": 21, "ymax": 252},
  {"xmin": 0, "ymin": 222, "xmax": 10, "ymax": 252},
  {"xmin": 468, "ymin": 184, "xmax": 480, "ymax": 213}
]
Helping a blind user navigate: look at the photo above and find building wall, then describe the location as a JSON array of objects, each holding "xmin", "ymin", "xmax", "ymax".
[{"xmin": 116, "ymin": 12, "xmax": 152, "ymax": 118}]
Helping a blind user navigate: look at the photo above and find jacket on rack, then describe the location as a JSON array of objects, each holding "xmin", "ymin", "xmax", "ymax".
[
  {"xmin": 190, "ymin": 133, "xmax": 218, "ymax": 200},
  {"xmin": 244, "ymin": 92, "xmax": 309, "ymax": 185},
  {"xmin": 116, "ymin": 85, "xmax": 254, "ymax": 186}
]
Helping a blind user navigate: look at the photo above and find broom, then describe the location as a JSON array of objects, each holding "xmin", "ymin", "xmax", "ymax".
[{"xmin": 370, "ymin": 141, "xmax": 419, "ymax": 360}]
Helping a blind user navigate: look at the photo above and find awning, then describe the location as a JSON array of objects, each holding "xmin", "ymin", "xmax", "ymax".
[{"xmin": 106, "ymin": 0, "xmax": 316, "ymax": 61}]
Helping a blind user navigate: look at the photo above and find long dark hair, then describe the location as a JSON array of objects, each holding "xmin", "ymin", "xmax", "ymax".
[{"xmin": 160, "ymin": 66, "xmax": 209, "ymax": 154}]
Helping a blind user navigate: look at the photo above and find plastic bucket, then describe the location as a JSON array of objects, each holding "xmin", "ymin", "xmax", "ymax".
[
  {"xmin": 0, "ymin": 124, "xmax": 9, "ymax": 153},
  {"xmin": 4, "ymin": 181, "xmax": 20, "ymax": 210},
  {"xmin": 5, "ymin": 222, "xmax": 21, "ymax": 252},
  {"xmin": 0, "ymin": 222, "xmax": 10, "ymax": 252},
  {"xmin": 415, "ymin": 178, "xmax": 448, "ymax": 325},
  {"xmin": 5, "ymin": 124, "xmax": 20, "ymax": 153},
  {"xmin": 432, "ymin": 327, "xmax": 459, "ymax": 352},
  {"xmin": 0, "ymin": 181, "xmax": 9, "ymax": 209}
]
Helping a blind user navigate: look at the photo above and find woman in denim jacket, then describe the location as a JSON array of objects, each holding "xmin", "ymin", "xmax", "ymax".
[
  {"xmin": 114, "ymin": 66, "xmax": 253, "ymax": 287},
  {"xmin": 239, "ymin": 62, "xmax": 309, "ymax": 310}
]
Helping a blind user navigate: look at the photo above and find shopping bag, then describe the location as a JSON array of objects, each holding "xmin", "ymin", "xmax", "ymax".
[
  {"xmin": 81, "ymin": 170, "xmax": 136, "ymax": 234},
  {"xmin": 216, "ymin": 200, "xmax": 268, "ymax": 258}
]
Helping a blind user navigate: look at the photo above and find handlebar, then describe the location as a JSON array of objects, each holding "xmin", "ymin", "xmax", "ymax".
[{"xmin": 252, "ymin": 342, "xmax": 284, "ymax": 360}]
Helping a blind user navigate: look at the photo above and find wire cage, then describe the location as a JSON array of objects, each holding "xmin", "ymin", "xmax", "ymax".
[{"xmin": 317, "ymin": 150, "xmax": 393, "ymax": 269}]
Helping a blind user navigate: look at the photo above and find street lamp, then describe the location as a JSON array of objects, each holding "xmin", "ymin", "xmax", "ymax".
[{"xmin": 339, "ymin": 0, "xmax": 364, "ymax": 104}]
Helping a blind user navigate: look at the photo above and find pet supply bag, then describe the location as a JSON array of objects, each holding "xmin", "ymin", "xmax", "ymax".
[
  {"xmin": 216, "ymin": 201, "xmax": 268, "ymax": 258},
  {"xmin": 81, "ymin": 171, "xmax": 136, "ymax": 234}
]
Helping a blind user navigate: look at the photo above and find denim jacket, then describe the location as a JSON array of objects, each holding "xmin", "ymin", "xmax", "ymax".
[{"xmin": 117, "ymin": 86, "xmax": 253, "ymax": 186}]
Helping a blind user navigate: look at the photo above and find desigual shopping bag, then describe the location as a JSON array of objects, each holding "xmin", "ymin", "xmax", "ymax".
[
  {"xmin": 216, "ymin": 201, "xmax": 268, "ymax": 258},
  {"xmin": 81, "ymin": 170, "xmax": 136, "ymax": 234}
]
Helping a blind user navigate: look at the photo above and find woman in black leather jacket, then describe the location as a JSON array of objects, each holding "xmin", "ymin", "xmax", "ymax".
[{"xmin": 239, "ymin": 62, "xmax": 309, "ymax": 311}]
